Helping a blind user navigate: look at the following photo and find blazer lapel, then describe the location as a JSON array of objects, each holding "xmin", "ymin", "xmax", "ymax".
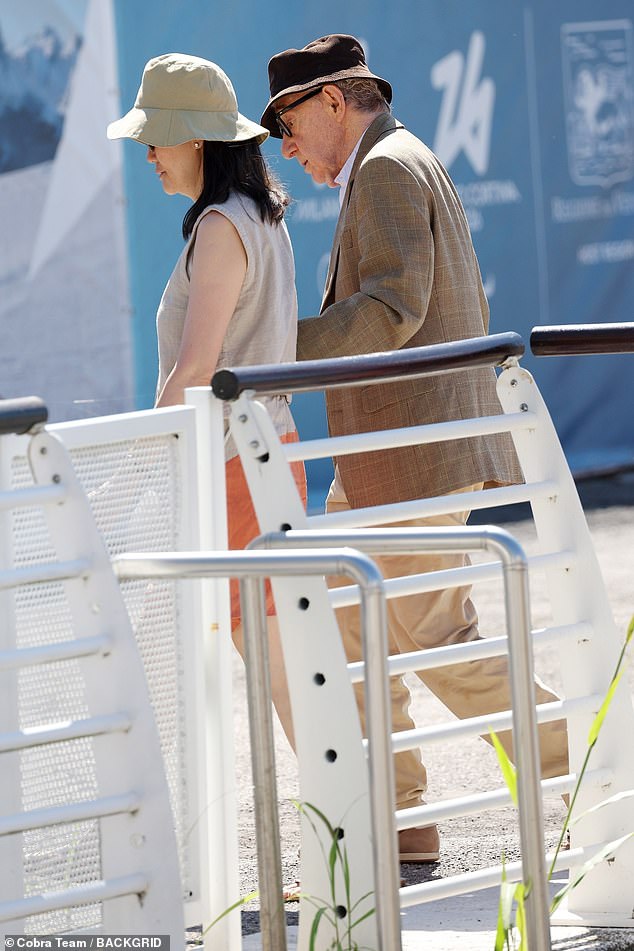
[
  {"xmin": 320, "ymin": 114, "xmax": 404, "ymax": 312},
  {"xmin": 320, "ymin": 205, "xmax": 347, "ymax": 311}
]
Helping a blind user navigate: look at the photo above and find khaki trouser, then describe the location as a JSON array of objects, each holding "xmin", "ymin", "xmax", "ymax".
[{"xmin": 326, "ymin": 467, "xmax": 569, "ymax": 810}]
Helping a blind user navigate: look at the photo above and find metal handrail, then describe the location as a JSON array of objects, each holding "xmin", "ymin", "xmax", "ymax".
[
  {"xmin": 0, "ymin": 396, "xmax": 48, "ymax": 435},
  {"xmin": 530, "ymin": 323, "xmax": 634, "ymax": 356},
  {"xmin": 211, "ymin": 332, "xmax": 524, "ymax": 400},
  {"xmin": 113, "ymin": 547, "xmax": 401, "ymax": 951},
  {"xmin": 251, "ymin": 525, "xmax": 552, "ymax": 951}
]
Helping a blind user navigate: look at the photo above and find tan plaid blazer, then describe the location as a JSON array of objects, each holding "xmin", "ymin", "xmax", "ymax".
[{"xmin": 297, "ymin": 113, "xmax": 522, "ymax": 508}]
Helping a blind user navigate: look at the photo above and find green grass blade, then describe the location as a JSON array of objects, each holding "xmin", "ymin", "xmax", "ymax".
[
  {"xmin": 340, "ymin": 845, "xmax": 353, "ymax": 947},
  {"xmin": 350, "ymin": 889, "xmax": 375, "ymax": 913},
  {"xmin": 308, "ymin": 904, "xmax": 329, "ymax": 951},
  {"xmin": 514, "ymin": 882, "xmax": 527, "ymax": 951},
  {"xmin": 341, "ymin": 844, "xmax": 351, "ymax": 895},
  {"xmin": 495, "ymin": 881, "xmax": 517, "ymax": 950},
  {"xmin": 301, "ymin": 800, "xmax": 337, "ymax": 837},
  {"xmin": 349, "ymin": 904, "xmax": 377, "ymax": 929},
  {"xmin": 201, "ymin": 889, "xmax": 259, "ymax": 935},
  {"xmin": 550, "ymin": 832, "xmax": 633, "ymax": 915},
  {"xmin": 588, "ymin": 668, "xmax": 624, "ymax": 747},
  {"xmin": 489, "ymin": 728, "xmax": 518, "ymax": 806},
  {"xmin": 588, "ymin": 618, "xmax": 634, "ymax": 747},
  {"xmin": 301, "ymin": 895, "xmax": 332, "ymax": 917},
  {"xmin": 550, "ymin": 623, "xmax": 634, "ymax": 878},
  {"xmin": 570, "ymin": 788, "xmax": 634, "ymax": 825},
  {"xmin": 294, "ymin": 800, "xmax": 333, "ymax": 885},
  {"xmin": 328, "ymin": 837, "xmax": 339, "ymax": 881},
  {"xmin": 495, "ymin": 858, "xmax": 516, "ymax": 951}
]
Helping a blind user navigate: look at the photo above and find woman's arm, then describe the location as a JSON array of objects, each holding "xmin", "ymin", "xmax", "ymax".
[{"xmin": 155, "ymin": 211, "xmax": 247, "ymax": 407}]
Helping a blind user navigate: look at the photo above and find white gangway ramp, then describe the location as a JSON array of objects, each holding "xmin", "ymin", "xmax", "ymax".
[
  {"xmin": 211, "ymin": 332, "xmax": 634, "ymax": 947},
  {"xmin": 0, "ymin": 398, "xmax": 183, "ymax": 940}
]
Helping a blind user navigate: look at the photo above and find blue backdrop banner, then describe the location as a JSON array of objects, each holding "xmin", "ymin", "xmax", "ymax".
[{"xmin": 113, "ymin": 1, "xmax": 634, "ymax": 505}]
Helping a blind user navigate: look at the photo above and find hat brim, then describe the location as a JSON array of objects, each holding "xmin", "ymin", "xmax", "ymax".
[
  {"xmin": 107, "ymin": 106, "xmax": 269, "ymax": 146},
  {"xmin": 261, "ymin": 68, "xmax": 392, "ymax": 138}
]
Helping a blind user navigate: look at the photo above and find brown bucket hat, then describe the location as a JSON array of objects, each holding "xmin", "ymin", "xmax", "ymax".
[{"xmin": 261, "ymin": 34, "xmax": 392, "ymax": 137}]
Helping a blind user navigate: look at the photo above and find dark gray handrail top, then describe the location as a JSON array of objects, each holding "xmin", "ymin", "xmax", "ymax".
[
  {"xmin": 0, "ymin": 397, "xmax": 48, "ymax": 435},
  {"xmin": 531, "ymin": 323, "xmax": 634, "ymax": 356},
  {"xmin": 211, "ymin": 332, "xmax": 524, "ymax": 401}
]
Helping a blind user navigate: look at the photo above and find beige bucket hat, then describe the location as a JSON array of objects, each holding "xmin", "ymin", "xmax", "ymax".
[{"xmin": 107, "ymin": 52, "xmax": 269, "ymax": 146}]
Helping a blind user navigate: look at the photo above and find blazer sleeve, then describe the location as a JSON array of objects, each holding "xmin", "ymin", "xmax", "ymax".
[{"xmin": 297, "ymin": 153, "xmax": 434, "ymax": 360}]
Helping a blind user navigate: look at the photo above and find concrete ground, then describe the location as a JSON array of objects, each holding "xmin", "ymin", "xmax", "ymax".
[{"xmin": 231, "ymin": 470, "xmax": 634, "ymax": 950}]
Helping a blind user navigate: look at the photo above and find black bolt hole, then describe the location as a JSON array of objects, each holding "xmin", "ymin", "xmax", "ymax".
[
  {"xmin": 325, "ymin": 749, "xmax": 337, "ymax": 763},
  {"xmin": 257, "ymin": 453, "xmax": 270, "ymax": 463},
  {"xmin": 280, "ymin": 522, "xmax": 292, "ymax": 532},
  {"xmin": 313, "ymin": 673, "xmax": 326, "ymax": 686},
  {"xmin": 298, "ymin": 597, "xmax": 310, "ymax": 610},
  {"xmin": 334, "ymin": 826, "xmax": 344, "ymax": 840},
  {"xmin": 335, "ymin": 905, "xmax": 347, "ymax": 919}
]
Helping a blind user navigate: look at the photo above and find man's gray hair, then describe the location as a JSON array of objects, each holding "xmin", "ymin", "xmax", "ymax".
[{"xmin": 335, "ymin": 78, "xmax": 391, "ymax": 114}]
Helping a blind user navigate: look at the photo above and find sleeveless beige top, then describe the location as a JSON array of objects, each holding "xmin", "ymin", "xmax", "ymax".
[{"xmin": 156, "ymin": 192, "xmax": 298, "ymax": 459}]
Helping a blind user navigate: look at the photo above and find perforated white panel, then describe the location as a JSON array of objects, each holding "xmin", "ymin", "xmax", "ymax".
[{"xmin": 7, "ymin": 432, "xmax": 192, "ymax": 932}]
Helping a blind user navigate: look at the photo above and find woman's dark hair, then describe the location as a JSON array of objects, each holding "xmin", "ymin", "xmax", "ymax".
[{"xmin": 182, "ymin": 139, "xmax": 290, "ymax": 240}]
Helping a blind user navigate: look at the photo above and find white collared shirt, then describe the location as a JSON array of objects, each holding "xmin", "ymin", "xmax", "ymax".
[{"xmin": 334, "ymin": 133, "xmax": 365, "ymax": 207}]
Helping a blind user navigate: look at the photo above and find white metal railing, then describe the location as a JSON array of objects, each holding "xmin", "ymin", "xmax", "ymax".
[
  {"xmin": 0, "ymin": 419, "xmax": 184, "ymax": 941},
  {"xmin": 251, "ymin": 524, "xmax": 555, "ymax": 951},
  {"xmin": 4, "ymin": 331, "xmax": 634, "ymax": 949},
  {"xmin": 218, "ymin": 351, "xmax": 634, "ymax": 946},
  {"xmin": 112, "ymin": 546, "xmax": 399, "ymax": 951},
  {"xmin": 0, "ymin": 393, "xmax": 240, "ymax": 950}
]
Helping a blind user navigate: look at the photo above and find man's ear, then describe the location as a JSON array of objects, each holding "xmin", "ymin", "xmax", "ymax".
[{"xmin": 321, "ymin": 84, "xmax": 347, "ymax": 123}]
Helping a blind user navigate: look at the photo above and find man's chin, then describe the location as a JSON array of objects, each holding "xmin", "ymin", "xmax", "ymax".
[{"xmin": 307, "ymin": 169, "xmax": 335, "ymax": 188}]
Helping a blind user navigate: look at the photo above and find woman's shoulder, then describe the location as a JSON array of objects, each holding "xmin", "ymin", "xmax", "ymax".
[
  {"xmin": 192, "ymin": 193, "xmax": 260, "ymax": 237},
  {"xmin": 194, "ymin": 206, "xmax": 237, "ymax": 236},
  {"xmin": 189, "ymin": 214, "xmax": 247, "ymax": 278}
]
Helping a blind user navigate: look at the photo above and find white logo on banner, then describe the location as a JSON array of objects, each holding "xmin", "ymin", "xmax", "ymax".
[
  {"xmin": 561, "ymin": 19, "xmax": 634, "ymax": 188},
  {"xmin": 431, "ymin": 31, "xmax": 495, "ymax": 176},
  {"xmin": 429, "ymin": 29, "xmax": 521, "ymax": 302}
]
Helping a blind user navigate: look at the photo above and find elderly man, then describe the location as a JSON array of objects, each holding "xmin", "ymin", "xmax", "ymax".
[{"xmin": 260, "ymin": 34, "xmax": 568, "ymax": 862}]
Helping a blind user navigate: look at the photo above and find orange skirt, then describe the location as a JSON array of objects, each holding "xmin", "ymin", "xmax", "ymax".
[{"xmin": 226, "ymin": 430, "xmax": 307, "ymax": 628}]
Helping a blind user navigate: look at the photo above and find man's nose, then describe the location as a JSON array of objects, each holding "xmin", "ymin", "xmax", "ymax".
[{"xmin": 281, "ymin": 135, "xmax": 295, "ymax": 159}]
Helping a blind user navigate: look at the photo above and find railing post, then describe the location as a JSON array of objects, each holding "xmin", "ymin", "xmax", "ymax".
[
  {"xmin": 240, "ymin": 575, "xmax": 287, "ymax": 951},
  {"xmin": 488, "ymin": 532, "xmax": 551, "ymax": 951},
  {"xmin": 185, "ymin": 386, "xmax": 240, "ymax": 950}
]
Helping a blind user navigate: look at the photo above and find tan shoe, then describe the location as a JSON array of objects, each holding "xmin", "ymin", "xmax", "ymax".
[
  {"xmin": 398, "ymin": 824, "xmax": 440, "ymax": 863},
  {"xmin": 283, "ymin": 882, "xmax": 301, "ymax": 902}
]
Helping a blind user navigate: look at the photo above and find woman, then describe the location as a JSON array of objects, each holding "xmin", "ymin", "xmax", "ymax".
[{"xmin": 108, "ymin": 52, "xmax": 306, "ymax": 631}]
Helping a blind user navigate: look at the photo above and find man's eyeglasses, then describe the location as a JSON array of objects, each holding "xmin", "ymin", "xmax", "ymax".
[{"xmin": 274, "ymin": 86, "xmax": 323, "ymax": 137}]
